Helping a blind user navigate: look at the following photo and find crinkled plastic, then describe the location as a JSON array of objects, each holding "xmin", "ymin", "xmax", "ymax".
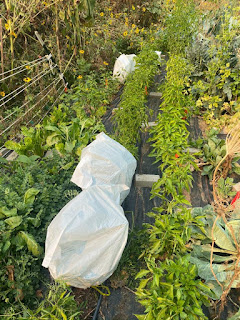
[
  {"xmin": 113, "ymin": 54, "xmax": 136, "ymax": 83},
  {"xmin": 71, "ymin": 132, "xmax": 137, "ymax": 204},
  {"xmin": 42, "ymin": 186, "xmax": 128, "ymax": 288},
  {"xmin": 42, "ymin": 133, "xmax": 137, "ymax": 288}
]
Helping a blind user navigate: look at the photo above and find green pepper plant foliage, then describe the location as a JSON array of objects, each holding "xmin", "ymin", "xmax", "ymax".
[
  {"xmin": 135, "ymin": 55, "xmax": 212, "ymax": 320},
  {"xmin": 114, "ymin": 45, "xmax": 160, "ymax": 156}
]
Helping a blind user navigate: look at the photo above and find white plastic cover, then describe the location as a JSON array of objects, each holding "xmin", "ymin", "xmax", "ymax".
[
  {"xmin": 71, "ymin": 132, "xmax": 137, "ymax": 204},
  {"xmin": 113, "ymin": 51, "xmax": 161, "ymax": 83},
  {"xmin": 42, "ymin": 186, "xmax": 128, "ymax": 288},
  {"xmin": 113, "ymin": 54, "xmax": 136, "ymax": 83},
  {"xmin": 42, "ymin": 133, "xmax": 137, "ymax": 288}
]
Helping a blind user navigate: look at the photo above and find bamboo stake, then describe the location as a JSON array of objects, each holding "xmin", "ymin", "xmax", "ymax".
[{"xmin": 0, "ymin": 19, "xmax": 4, "ymax": 79}]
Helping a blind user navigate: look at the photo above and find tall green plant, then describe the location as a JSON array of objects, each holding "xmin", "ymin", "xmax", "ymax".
[{"xmin": 114, "ymin": 46, "xmax": 160, "ymax": 156}]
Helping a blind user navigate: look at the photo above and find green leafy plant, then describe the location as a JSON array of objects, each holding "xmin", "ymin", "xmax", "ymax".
[
  {"xmin": 150, "ymin": 54, "xmax": 197, "ymax": 202},
  {"xmin": 198, "ymin": 128, "xmax": 240, "ymax": 180},
  {"xmin": 0, "ymin": 153, "xmax": 80, "ymax": 312},
  {"xmin": 190, "ymin": 204, "xmax": 240, "ymax": 299},
  {"xmin": 114, "ymin": 46, "xmax": 160, "ymax": 156},
  {"xmin": 217, "ymin": 177, "xmax": 236, "ymax": 199},
  {"xmin": 2, "ymin": 282, "xmax": 82, "ymax": 319},
  {"xmin": 135, "ymin": 255, "xmax": 210, "ymax": 320}
]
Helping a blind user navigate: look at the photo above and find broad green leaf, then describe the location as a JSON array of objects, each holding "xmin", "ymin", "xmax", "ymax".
[
  {"xmin": 213, "ymin": 222, "xmax": 236, "ymax": 252},
  {"xmin": 135, "ymin": 269, "xmax": 150, "ymax": 279},
  {"xmin": 2, "ymin": 240, "xmax": 11, "ymax": 252},
  {"xmin": 24, "ymin": 188, "xmax": 39, "ymax": 206},
  {"xmin": 5, "ymin": 216, "xmax": 23, "ymax": 229},
  {"xmin": 0, "ymin": 207, "xmax": 17, "ymax": 217},
  {"xmin": 46, "ymin": 133, "xmax": 60, "ymax": 146},
  {"xmin": 17, "ymin": 155, "xmax": 40, "ymax": 164},
  {"xmin": 5, "ymin": 140, "xmax": 19, "ymax": 151},
  {"xmin": 65, "ymin": 140, "xmax": 76, "ymax": 153},
  {"xmin": 19, "ymin": 231, "xmax": 42, "ymax": 256}
]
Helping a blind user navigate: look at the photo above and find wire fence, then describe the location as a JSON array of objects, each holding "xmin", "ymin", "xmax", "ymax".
[{"xmin": 0, "ymin": 54, "xmax": 67, "ymax": 149}]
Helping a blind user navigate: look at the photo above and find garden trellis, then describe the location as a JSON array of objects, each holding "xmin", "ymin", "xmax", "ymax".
[{"xmin": 0, "ymin": 48, "xmax": 68, "ymax": 148}]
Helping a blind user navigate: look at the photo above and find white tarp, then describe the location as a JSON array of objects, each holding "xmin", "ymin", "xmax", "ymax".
[
  {"xmin": 42, "ymin": 132, "xmax": 137, "ymax": 288},
  {"xmin": 71, "ymin": 132, "xmax": 137, "ymax": 203}
]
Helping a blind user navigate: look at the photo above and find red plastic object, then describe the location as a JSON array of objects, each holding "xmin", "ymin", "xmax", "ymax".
[{"xmin": 231, "ymin": 191, "xmax": 240, "ymax": 207}]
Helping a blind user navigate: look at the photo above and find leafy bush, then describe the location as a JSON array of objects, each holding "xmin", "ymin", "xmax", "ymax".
[
  {"xmin": 114, "ymin": 46, "xmax": 160, "ymax": 156},
  {"xmin": 135, "ymin": 256, "xmax": 210, "ymax": 320},
  {"xmin": 0, "ymin": 154, "xmax": 80, "ymax": 312}
]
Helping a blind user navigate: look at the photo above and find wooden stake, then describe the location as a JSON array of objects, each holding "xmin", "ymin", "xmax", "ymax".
[{"xmin": 0, "ymin": 18, "xmax": 4, "ymax": 78}]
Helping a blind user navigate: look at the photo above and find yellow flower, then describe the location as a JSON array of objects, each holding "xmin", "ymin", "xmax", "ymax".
[
  {"xmin": 125, "ymin": 17, "xmax": 128, "ymax": 22},
  {"xmin": 25, "ymin": 65, "xmax": 31, "ymax": 70},
  {"xmin": 66, "ymin": 35, "xmax": 70, "ymax": 40},
  {"xmin": 78, "ymin": 75, "xmax": 83, "ymax": 79},
  {"xmin": 23, "ymin": 77, "xmax": 31, "ymax": 83},
  {"xmin": 10, "ymin": 31, "xmax": 17, "ymax": 38},
  {"xmin": 109, "ymin": 20, "xmax": 112, "ymax": 25},
  {"xmin": 130, "ymin": 42, "xmax": 133, "ymax": 47},
  {"xmin": 108, "ymin": 7, "xmax": 112, "ymax": 11},
  {"xmin": 100, "ymin": 12, "xmax": 104, "ymax": 16},
  {"xmin": 43, "ymin": 1, "xmax": 48, "ymax": 6},
  {"xmin": 0, "ymin": 91, "xmax": 5, "ymax": 97},
  {"xmin": 132, "ymin": 24, "xmax": 136, "ymax": 29},
  {"xmin": 103, "ymin": 61, "xmax": 109, "ymax": 66},
  {"xmin": 132, "ymin": 5, "xmax": 135, "ymax": 10},
  {"xmin": 135, "ymin": 27, "xmax": 140, "ymax": 34},
  {"xmin": 125, "ymin": 22, "xmax": 128, "ymax": 26},
  {"xmin": 142, "ymin": 7, "xmax": 146, "ymax": 12},
  {"xmin": 5, "ymin": 23, "xmax": 10, "ymax": 31},
  {"xmin": 123, "ymin": 31, "xmax": 128, "ymax": 37},
  {"xmin": 79, "ymin": 50, "xmax": 84, "ymax": 54},
  {"xmin": 141, "ymin": 28, "xmax": 145, "ymax": 33},
  {"xmin": 111, "ymin": 13, "xmax": 113, "ymax": 18}
]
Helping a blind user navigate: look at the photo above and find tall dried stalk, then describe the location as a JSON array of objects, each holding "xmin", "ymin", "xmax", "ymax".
[
  {"xmin": 211, "ymin": 124, "xmax": 240, "ymax": 312},
  {"xmin": 0, "ymin": 18, "xmax": 4, "ymax": 78}
]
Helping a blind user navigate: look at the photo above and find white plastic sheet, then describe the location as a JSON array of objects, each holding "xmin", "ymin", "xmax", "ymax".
[
  {"xmin": 42, "ymin": 133, "xmax": 137, "ymax": 288},
  {"xmin": 71, "ymin": 132, "xmax": 137, "ymax": 204},
  {"xmin": 113, "ymin": 54, "xmax": 136, "ymax": 84}
]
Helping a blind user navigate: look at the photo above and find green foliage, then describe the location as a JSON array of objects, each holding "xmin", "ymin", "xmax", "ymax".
[
  {"xmin": 150, "ymin": 55, "xmax": 196, "ymax": 202},
  {"xmin": 114, "ymin": 46, "xmax": 160, "ymax": 156},
  {"xmin": 0, "ymin": 154, "xmax": 80, "ymax": 312},
  {"xmin": 135, "ymin": 255, "xmax": 210, "ymax": 320},
  {"xmin": 3, "ymin": 282, "xmax": 82, "ymax": 319},
  {"xmin": 198, "ymin": 128, "xmax": 240, "ymax": 180},
  {"xmin": 217, "ymin": 177, "xmax": 236, "ymax": 199},
  {"xmin": 5, "ymin": 90, "xmax": 106, "ymax": 159},
  {"xmin": 161, "ymin": 0, "xmax": 199, "ymax": 54},
  {"xmin": 190, "ymin": 205, "xmax": 240, "ymax": 299},
  {"xmin": 190, "ymin": 8, "xmax": 240, "ymax": 121},
  {"xmin": 136, "ymin": 53, "xmax": 211, "ymax": 319},
  {"xmin": 145, "ymin": 207, "xmax": 204, "ymax": 260}
]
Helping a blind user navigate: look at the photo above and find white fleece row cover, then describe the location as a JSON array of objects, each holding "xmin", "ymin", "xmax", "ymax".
[{"xmin": 42, "ymin": 132, "xmax": 137, "ymax": 288}]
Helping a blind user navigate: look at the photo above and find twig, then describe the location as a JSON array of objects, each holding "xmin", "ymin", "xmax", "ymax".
[
  {"xmin": 83, "ymin": 308, "xmax": 96, "ymax": 320},
  {"xmin": 210, "ymin": 215, "xmax": 224, "ymax": 290}
]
